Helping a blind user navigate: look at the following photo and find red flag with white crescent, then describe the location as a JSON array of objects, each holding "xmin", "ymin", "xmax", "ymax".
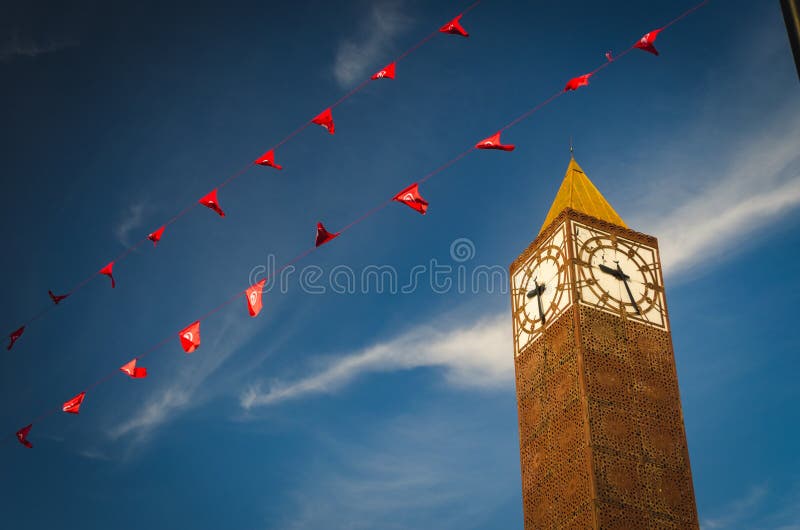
[
  {"xmin": 179, "ymin": 321, "xmax": 201, "ymax": 353},
  {"xmin": 100, "ymin": 261, "xmax": 116, "ymax": 288},
  {"xmin": 120, "ymin": 358, "xmax": 147, "ymax": 379},
  {"xmin": 440, "ymin": 14, "xmax": 469, "ymax": 37},
  {"xmin": 49, "ymin": 290, "xmax": 69, "ymax": 305},
  {"xmin": 246, "ymin": 279, "xmax": 266, "ymax": 317},
  {"xmin": 7, "ymin": 326, "xmax": 24, "ymax": 351},
  {"xmin": 62, "ymin": 392, "xmax": 86, "ymax": 415},
  {"xmin": 199, "ymin": 189, "xmax": 225, "ymax": 217},
  {"xmin": 371, "ymin": 62, "xmax": 396, "ymax": 80},
  {"xmin": 255, "ymin": 149, "xmax": 283, "ymax": 170},
  {"xmin": 312, "ymin": 108, "xmax": 335, "ymax": 134},
  {"xmin": 564, "ymin": 73, "xmax": 592, "ymax": 92},
  {"xmin": 16, "ymin": 424, "xmax": 33, "ymax": 448},
  {"xmin": 315, "ymin": 222, "xmax": 339, "ymax": 247},
  {"xmin": 148, "ymin": 226, "xmax": 165, "ymax": 246},
  {"xmin": 634, "ymin": 29, "xmax": 662, "ymax": 56},
  {"xmin": 393, "ymin": 183, "xmax": 429, "ymax": 215},
  {"xmin": 475, "ymin": 131, "xmax": 515, "ymax": 152}
]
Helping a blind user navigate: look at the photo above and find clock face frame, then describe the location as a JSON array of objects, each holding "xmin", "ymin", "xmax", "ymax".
[
  {"xmin": 572, "ymin": 221, "xmax": 668, "ymax": 330},
  {"xmin": 511, "ymin": 222, "xmax": 572, "ymax": 356}
]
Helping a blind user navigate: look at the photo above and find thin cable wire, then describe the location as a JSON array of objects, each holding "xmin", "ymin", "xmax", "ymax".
[
  {"xmin": 5, "ymin": 0, "xmax": 485, "ymax": 345},
  {"xmin": 5, "ymin": 0, "xmax": 712, "ymax": 448}
]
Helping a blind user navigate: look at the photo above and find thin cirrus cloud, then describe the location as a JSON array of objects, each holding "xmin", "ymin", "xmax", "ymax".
[
  {"xmin": 332, "ymin": 1, "xmax": 411, "ymax": 88},
  {"xmin": 240, "ymin": 313, "xmax": 513, "ymax": 409},
  {"xmin": 0, "ymin": 32, "xmax": 77, "ymax": 62}
]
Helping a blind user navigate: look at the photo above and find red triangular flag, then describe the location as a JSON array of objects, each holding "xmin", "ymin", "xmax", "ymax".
[
  {"xmin": 254, "ymin": 149, "xmax": 283, "ymax": 170},
  {"xmin": 199, "ymin": 189, "xmax": 225, "ymax": 217},
  {"xmin": 179, "ymin": 321, "xmax": 201, "ymax": 353},
  {"xmin": 315, "ymin": 222, "xmax": 339, "ymax": 247},
  {"xmin": 148, "ymin": 226, "xmax": 165, "ymax": 246},
  {"xmin": 393, "ymin": 183, "xmax": 429, "ymax": 215},
  {"xmin": 48, "ymin": 290, "xmax": 69, "ymax": 305},
  {"xmin": 475, "ymin": 131, "xmax": 516, "ymax": 151},
  {"xmin": 634, "ymin": 29, "xmax": 662, "ymax": 56},
  {"xmin": 246, "ymin": 279, "xmax": 267, "ymax": 317},
  {"xmin": 16, "ymin": 424, "xmax": 33, "ymax": 448},
  {"xmin": 564, "ymin": 73, "xmax": 592, "ymax": 92},
  {"xmin": 7, "ymin": 326, "xmax": 25, "ymax": 351},
  {"xmin": 62, "ymin": 391, "xmax": 86, "ymax": 415},
  {"xmin": 312, "ymin": 108, "xmax": 335, "ymax": 134},
  {"xmin": 120, "ymin": 359, "xmax": 147, "ymax": 378},
  {"xmin": 371, "ymin": 62, "xmax": 396, "ymax": 80},
  {"xmin": 440, "ymin": 14, "xmax": 469, "ymax": 37},
  {"xmin": 99, "ymin": 261, "xmax": 116, "ymax": 288},
  {"xmin": 605, "ymin": 51, "xmax": 614, "ymax": 62}
]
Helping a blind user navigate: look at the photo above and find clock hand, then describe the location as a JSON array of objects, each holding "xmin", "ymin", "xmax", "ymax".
[
  {"xmin": 613, "ymin": 263, "xmax": 641, "ymax": 315},
  {"xmin": 526, "ymin": 280, "xmax": 546, "ymax": 325}
]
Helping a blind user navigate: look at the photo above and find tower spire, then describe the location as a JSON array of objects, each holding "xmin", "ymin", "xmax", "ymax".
[{"xmin": 538, "ymin": 157, "xmax": 627, "ymax": 235}]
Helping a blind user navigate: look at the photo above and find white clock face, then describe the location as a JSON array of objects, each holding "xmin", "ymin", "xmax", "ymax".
[
  {"xmin": 511, "ymin": 222, "xmax": 572, "ymax": 355},
  {"xmin": 572, "ymin": 222, "xmax": 667, "ymax": 329}
]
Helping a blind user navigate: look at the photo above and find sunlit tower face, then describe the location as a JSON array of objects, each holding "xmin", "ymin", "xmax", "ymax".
[{"xmin": 510, "ymin": 158, "xmax": 698, "ymax": 529}]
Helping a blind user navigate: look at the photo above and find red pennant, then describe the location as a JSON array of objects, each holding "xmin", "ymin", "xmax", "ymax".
[
  {"xmin": 120, "ymin": 359, "xmax": 147, "ymax": 379},
  {"xmin": 7, "ymin": 326, "xmax": 25, "ymax": 351},
  {"xmin": 48, "ymin": 290, "xmax": 69, "ymax": 305},
  {"xmin": 179, "ymin": 321, "xmax": 201, "ymax": 353},
  {"xmin": 605, "ymin": 51, "xmax": 614, "ymax": 62},
  {"xmin": 440, "ymin": 14, "xmax": 469, "ymax": 37},
  {"xmin": 393, "ymin": 183, "xmax": 429, "ymax": 215},
  {"xmin": 245, "ymin": 279, "xmax": 267, "ymax": 317},
  {"xmin": 371, "ymin": 62, "xmax": 396, "ymax": 80},
  {"xmin": 199, "ymin": 189, "xmax": 225, "ymax": 217},
  {"xmin": 99, "ymin": 261, "xmax": 116, "ymax": 289},
  {"xmin": 312, "ymin": 108, "xmax": 335, "ymax": 134},
  {"xmin": 62, "ymin": 392, "xmax": 86, "ymax": 415},
  {"xmin": 634, "ymin": 29, "xmax": 662, "ymax": 56},
  {"xmin": 16, "ymin": 424, "xmax": 33, "ymax": 449},
  {"xmin": 564, "ymin": 73, "xmax": 592, "ymax": 92},
  {"xmin": 475, "ymin": 131, "xmax": 515, "ymax": 152},
  {"xmin": 148, "ymin": 226, "xmax": 165, "ymax": 246},
  {"xmin": 254, "ymin": 149, "xmax": 283, "ymax": 170},
  {"xmin": 315, "ymin": 222, "xmax": 339, "ymax": 247}
]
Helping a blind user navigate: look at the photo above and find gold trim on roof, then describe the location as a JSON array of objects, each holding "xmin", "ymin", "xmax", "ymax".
[{"xmin": 539, "ymin": 157, "xmax": 626, "ymax": 235}]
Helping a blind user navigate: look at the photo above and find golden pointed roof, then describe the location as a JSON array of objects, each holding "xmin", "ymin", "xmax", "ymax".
[{"xmin": 539, "ymin": 157, "xmax": 627, "ymax": 234}]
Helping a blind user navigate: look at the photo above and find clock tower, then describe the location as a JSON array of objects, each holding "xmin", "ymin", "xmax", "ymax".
[{"xmin": 510, "ymin": 157, "xmax": 698, "ymax": 529}]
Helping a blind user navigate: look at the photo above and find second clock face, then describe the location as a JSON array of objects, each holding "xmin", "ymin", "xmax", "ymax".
[
  {"xmin": 572, "ymin": 222, "xmax": 668, "ymax": 329},
  {"xmin": 511, "ymin": 222, "xmax": 572, "ymax": 355}
]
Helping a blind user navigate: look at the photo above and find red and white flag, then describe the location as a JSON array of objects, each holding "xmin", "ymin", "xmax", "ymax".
[
  {"xmin": 475, "ymin": 131, "xmax": 515, "ymax": 152},
  {"xmin": 246, "ymin": 279, "xmax": 266, "ymax": 317},
  {"xmin": 312, "ymin": 108, "xmax": 335, "ymax": 134},
  {"xmin": 564, "ymin": 73, "xmax": 592, "ymax": 92},
  {"xmin": 120, "ymin": 358, "xmax": 147, "ymax": 379},
  {"xmin": 371, "ymin": 62, "xmax": 396, "ymax": 80},
  {"xmin": 199, "ymin": 189, "xmax": 225, "ymax": 217},
  {"xmin": 440, "ymin": 14, "xmax": 468, "ymax": 37},
  {"xmin": 16, "ymin": 424, "xmax": 33, "ymax": 448},
  {"xmin": 393, "ymin": 183, "xmax": 429, "ymax": 215},
  {"xmin": 255, "ymin": 149, "xmax": 283, "ymax": 170},
  {"xmin": 179, "ymin": 321, "xmax": 201, "ymax": 353},
  {"xmin": 315, "ymin": 222, "xmax": 339, "ymax": 247},
  {"xmin": 100, "ymin": 261, "xmax": 116, "ymax": 288},
  {"xmin": 148, "ymin": 226, "xmax": 165, "ymax": 246},
  {"xmin": 7, "ymin": 326, "xmax": 24, "ymax": 351},
  {"xmin": 62, "ymin": 392, "xmax": 86, "ymax": 415},
  {"xmin": 634, "ymin": 29, "xmax": 662, "ymax": 56}
]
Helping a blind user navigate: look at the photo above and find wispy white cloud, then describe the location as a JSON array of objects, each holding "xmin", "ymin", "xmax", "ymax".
[
  {"xmin": 114, "ymin": 202, "xmax": 147, "ymax": 247},
  {"xmin": 702, "ymin": 483, "xmax": 768, "ymax": 529},
  {"xmin": 108, "ymin": 311, "xmax": 260, "ymax": 447},
  {"xmin": 241, "ymin": 313, "xmax": 512, "ymax": 409},
  {"xmin": 0, "ymin": 31, "xmax": 77, "ymax": 62},
  {"xmin": 634, "ymin": 111, "xmax": 800, "ymax": 279},
  {"xmin": 333, "ymin": 1, "xmax": 411, "ymax": 88},
  {"xmin": 701, "ymin": 480, "xmax": 800, "ymax": 530}
]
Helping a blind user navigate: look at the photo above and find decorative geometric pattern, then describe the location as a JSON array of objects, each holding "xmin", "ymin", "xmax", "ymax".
[{"xmin": 511, "ymin": 208, "xmax": 698, "ymax": 529}]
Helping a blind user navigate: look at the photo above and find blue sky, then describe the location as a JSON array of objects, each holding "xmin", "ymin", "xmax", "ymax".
[{"xmin": 1, "ymin": 1, "xmax": 799, "ymax": 528}]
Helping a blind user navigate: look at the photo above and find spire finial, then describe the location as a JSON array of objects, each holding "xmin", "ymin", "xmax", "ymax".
[{"xmin": 569, "ymin": 136, "xmax": 574, "ymax": 158}]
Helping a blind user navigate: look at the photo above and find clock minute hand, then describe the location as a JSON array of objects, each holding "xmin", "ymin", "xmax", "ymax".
[
  {"xmin": 526, "ymin": 280, "xmax": 546, "ymax": 325},
  {"xmin": 614, "ymin": 263, "xmax": 641, "ymax": 315}
]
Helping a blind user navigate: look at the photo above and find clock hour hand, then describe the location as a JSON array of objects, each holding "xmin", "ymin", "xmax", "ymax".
[
  {"xmin": 599, "ymin": 263, "xmax": 641, "ymax": 315},
  {"xmin": 526, "ymin": 280, "xmax": 546, "ymax": 325}
]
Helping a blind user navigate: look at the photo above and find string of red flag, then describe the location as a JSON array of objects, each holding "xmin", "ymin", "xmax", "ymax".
[
  {"xmin": 5, "ymin": 0, "xmax": 712, "ymax": 449},
  {"xmin": 4, "ymin": 0, "xmax": 484, "ymax": 353}
]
